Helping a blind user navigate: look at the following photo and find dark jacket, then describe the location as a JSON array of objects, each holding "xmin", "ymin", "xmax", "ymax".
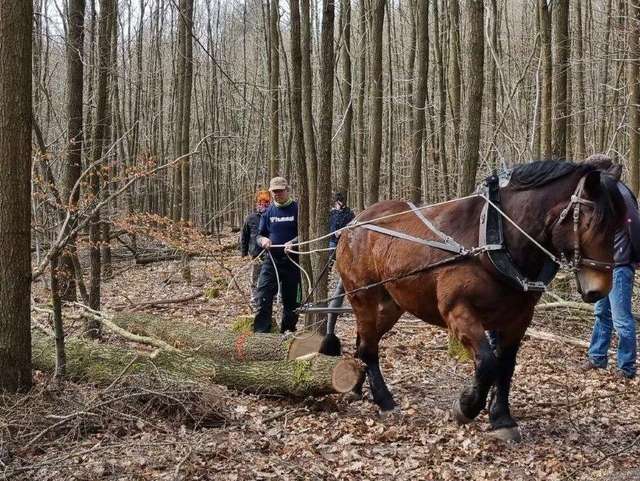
[
  {"xmin": 258, "ymin": 201, "xmax": 298, "ymax": 257},
  {"xmin": 614, "ymin": 181, "xmax": 640, "ymax": 266},
  {"xmin": 240, "ymin": 211, "xmax": 263, "ymax": 258},
  {"xmin": 329, "ymin": 206, "xmax": 355, "ymax": 243}
]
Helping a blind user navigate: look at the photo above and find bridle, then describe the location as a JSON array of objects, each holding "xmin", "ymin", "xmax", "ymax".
[{"xmin": 553, "ymin": 175, "xmax": 614, "ymax": 273}]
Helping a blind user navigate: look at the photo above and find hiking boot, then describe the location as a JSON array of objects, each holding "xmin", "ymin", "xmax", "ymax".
[{"xmin": 580, "ymin": 360, "xmax": 605, "ymax": 372}]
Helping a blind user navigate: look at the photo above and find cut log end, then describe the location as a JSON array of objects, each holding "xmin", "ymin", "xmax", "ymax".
[
  {"xmin": 287, "ymin": 332, "xmax": 325, "ymax": 360},
  {"xmin": 331, "ymin": 359, "xmax": 364, "ymax": 393}
]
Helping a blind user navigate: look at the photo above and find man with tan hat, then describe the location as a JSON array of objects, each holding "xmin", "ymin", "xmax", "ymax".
[{"xmin": 253, "ymin": 176, "xmax": 301, "ymax": 333}]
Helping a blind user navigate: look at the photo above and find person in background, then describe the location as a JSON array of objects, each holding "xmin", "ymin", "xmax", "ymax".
[
  {"xmin": 582, "ymin": 154, "xmax": 639, "ymax": 379},
  {"xmin": 240, "ymin": 190, "xmax": 271, "ymax": 308},
  {"xmin": 328, "ymin": 192, "xmax": 355, "ymax": 251},
  {"xmin": 253, "ymin": 177, "xmax": 301, "ymax": 333}
]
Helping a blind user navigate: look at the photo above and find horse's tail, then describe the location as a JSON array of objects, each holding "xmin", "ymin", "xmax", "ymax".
[{"xmin": 318, "ymin": 279, "xmax": 344, "ymax": 356}]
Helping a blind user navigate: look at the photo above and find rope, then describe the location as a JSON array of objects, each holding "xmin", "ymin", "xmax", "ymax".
[{"xmin": 269, "ymin": 193, "xmax": 482, "ymax": 250}]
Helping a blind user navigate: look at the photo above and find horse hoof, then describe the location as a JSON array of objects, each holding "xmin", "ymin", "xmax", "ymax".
[
  {"xmin": 378, "ymin": 406, "xmax": 400, "ymax": 419},
  {"xmin": 487, "ymin": 427, "xmax": 521, "ymax": 443},
  {"xmin": 451, "ymin": 399, "xmax": 472, "ymax": 425}
]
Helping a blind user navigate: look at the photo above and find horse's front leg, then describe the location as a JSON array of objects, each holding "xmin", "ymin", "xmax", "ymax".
[
  {"xmin": 487, "ymin": 329, "xmax": 527, "ymax": 442},
  {"xmin": 447, "ymin": 304, "xmax": 498, "ymax": 424}
]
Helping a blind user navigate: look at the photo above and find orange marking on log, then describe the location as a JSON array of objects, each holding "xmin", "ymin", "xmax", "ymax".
[{"xmin": 234, "ymin": 332, "xmax": 249, "ymax": 360}]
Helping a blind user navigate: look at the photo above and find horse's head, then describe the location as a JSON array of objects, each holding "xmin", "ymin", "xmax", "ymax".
[{"xmin": 546, "ymin": 168, "xmax": 626, "ymax": 302}]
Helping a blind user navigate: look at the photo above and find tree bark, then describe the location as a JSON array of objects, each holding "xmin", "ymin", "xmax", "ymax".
[
  {"xmin": 31, "ymin": 330, "xmax": 363, "ymax": 397},
  {"xmin": 539, "ymin": 0, "xmax": 552, "ymax": 159},
  {"xmin": 269, "ymin": 0, "xmax": 281, "ymax": 177},
  {"xmin": 629, "ymin": 1, "xmax": 640, "ymax": 195},
  {"xmin": 87, "ymin": 0, "xmax": 116, "ymax": 329},
  {"xmin": 458, "ymin": 0, "xmax": 484, "ymax": 196},
  {"xmin": 312, "ymin": 0, "xmax": 336, "ymax": 331},
  {"xmin": 289, "ymin": 0, "xmax": 313, "ymax": 302},
  {"xmin": 574, "ymin": 0, "xmax": 586, "ymax": 161},
  {"xmin": 61, "ymin": 0, "xmax": 86, "ymax": 302},
  {"xmin": 301, "ymin": 0, "xmax": 318, "ymax": 230},
  {"xmin": 448, "ymin": 0, "xmax": 462, "ymax": 167},
  {"xmin": 409, "ymin": 0, "xmax": 428, "ymax": 204},
  {"xmin": 111, "ymin": 312, "xmax": 326, "ymax": 361},
  {"xmin": 0, "ymin": 0, "xmax": 33, "ymax": 392},
  {"xmin": 339, "ymin": 0, "xmax": 353, "ymax": 197},
  {"xmin": 552, "ymin": 0, "xmax": 569, "ymax": 160},
  {"xmin": 366, "ymin": 0, "xmax": 385, "ymax": 206}
]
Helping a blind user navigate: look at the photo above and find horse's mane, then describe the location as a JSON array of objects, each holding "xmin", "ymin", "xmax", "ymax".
[
  {"xmin": 508, "ymin": 160, "xmax": 593, "ymax": 190},
  {"xmin": 504, "ymin": 160, "xmax": 625, "ymax": 229}
]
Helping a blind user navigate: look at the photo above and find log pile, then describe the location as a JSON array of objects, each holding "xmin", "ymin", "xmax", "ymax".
[{"xmin": 32, "ymin": 308, "xmax": 364, "ymax": 398}]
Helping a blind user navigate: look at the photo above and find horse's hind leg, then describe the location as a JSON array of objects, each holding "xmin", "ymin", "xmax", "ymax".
[
  {"xmin": 351, "ymin": 287, "xmax": 403, "ymax": 411},
  {"xmin": 446, "ymin": 303, "xmax": 498, "ymax": 423}
]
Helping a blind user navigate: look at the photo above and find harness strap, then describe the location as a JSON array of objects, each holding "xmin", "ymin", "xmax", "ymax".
[
  {"xmin": 406, "ymin": 201, "xmax": 468, "ymax": 255},
  {"xmin": 360, "ymin": 224, "xmax": 465, "ymax": 254}
]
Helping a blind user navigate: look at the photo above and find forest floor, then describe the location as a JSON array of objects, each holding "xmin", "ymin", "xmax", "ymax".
[{"xmin": 3, "ymin": 230, "xmax": 640, "ymax": 480}]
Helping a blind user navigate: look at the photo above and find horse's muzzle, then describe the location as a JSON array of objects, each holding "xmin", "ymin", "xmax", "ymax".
[
  {"xmin": 575, "ymin": 269, "xmax": 612, "ymax": 303},
  {"xmin": 581, "ymin": 290, "xmax": 606, "ymax": 303}
]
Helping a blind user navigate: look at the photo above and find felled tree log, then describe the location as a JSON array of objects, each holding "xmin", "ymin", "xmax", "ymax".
[
  {"xmin": 110, "ymin": 313, "xmax": 325, "ymax": 361},
  {"xmin": 31, "ymin": 329, "xmax": 362, "ymax": 396}
]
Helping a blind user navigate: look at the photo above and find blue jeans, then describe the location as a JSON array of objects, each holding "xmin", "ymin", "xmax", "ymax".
[{"xmin": 587, "ymin": 265, "xmax": 637, "ymax": 377}]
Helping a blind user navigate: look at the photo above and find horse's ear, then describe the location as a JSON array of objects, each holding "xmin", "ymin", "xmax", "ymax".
[
  {"xmin": 606, "ymin": 163, "xmax": 622, "ymax": 181},
  {"xmin": 583, "ymin": 170, "xmax": 602, "ymax": 197}
]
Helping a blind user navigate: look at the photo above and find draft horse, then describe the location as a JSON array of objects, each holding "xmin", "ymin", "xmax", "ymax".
[{"xmin": 329, "ymin": 159, "xmax": 625, "ymax": 441}]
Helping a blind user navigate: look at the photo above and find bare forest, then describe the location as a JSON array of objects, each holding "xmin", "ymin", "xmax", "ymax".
[{"xmin": 0, "ymin": 0, "xmax": 640, "ymax": 479}]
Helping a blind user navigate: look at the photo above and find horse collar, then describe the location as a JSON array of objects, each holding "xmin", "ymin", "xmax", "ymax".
[{"xmin": 478, "ymin": 174, "xmax": 558, "ymax": 292}]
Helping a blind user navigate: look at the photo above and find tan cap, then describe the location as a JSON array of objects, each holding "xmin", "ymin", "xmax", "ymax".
[{"xmin": 269, "ymin": 176, "xmax": 288, "ymax": 191}]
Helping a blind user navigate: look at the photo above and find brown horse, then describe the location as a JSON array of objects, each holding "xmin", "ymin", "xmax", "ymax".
[{"xmin": 328, "ymin": 160, "xmax": 625, "ymax": 441}]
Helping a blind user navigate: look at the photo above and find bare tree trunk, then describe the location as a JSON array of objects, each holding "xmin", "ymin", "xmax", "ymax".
[
  {"xmin": 448, "ymin": 0, "xmax": 462, "ymax": 166},
  {"xmin": 0, "ymin": 0, "xmax": 33, "ymax": 391},
  {"xmin": 87, "ymin": 0, "xmax": 115, "ymax": 333},
  {"xmin": 61, "ymin": 0, "xmax": 86, "ymax": 302},
  {"xmin": 366, "ymin": 0, "xmax": 385, "ymax": 206},
  {"xmin": 301, "ymin": 0, "xmax": 318, "ymax": 229},
  {"xmin": 629, "ymin": 1, "xmax": 640, "ymax": 194},
  {"xmin": 50, "ymin": 255, "xmax": 66, "ymax": 378},
  {"xmin": 290, "ymin": 0, "xmax": 313, "ymax": 315},
  {"xmin": 574, "ymin": 0, "xmax": 586, "ymax": 160},
  {"xmin": 597, "ymin": 0, "xmax": 613, "ymax": 151},
  {"xmin": 409, "ymin": 0, "xmax": 428, "ymax": 204},
  {"xmin": 180, "ymin": 0, "xmax": 194, "ymax": 223},
  {"xmin": 270, "ymin": 0, "xmax": 281, "ymax": 177},
  {"xmin": 552, "ymin": 0, "xmax": 569, "ymax": 160},
  {"xmin": 434, "ymin": 0, "xmax": 449, "ymax": 199},
  {"xmin": 459, "ymin": 0, "xmax": 484, "ymax": 196},
  {"xmin": 339, "ymin": 0, "xmax": 353, "ymax": 197},
  {"xmin": 539, "ymin": 0, "xmax": 552, "ymax": 159},
  {"xmin": 311, "ymin": 0, "xmax": 336, "ymax": 332},
  {"xmin": 356, "ymin": 0, "xmax": 367, "ymax": 211}
]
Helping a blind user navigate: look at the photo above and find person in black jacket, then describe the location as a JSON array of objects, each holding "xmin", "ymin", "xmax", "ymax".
[
  {"xmin": 240, "ymin": 190, "xmax": 271, "ymax": 308},
  {"xmin": 329, "ymin": 192, "xmax": 355, "ymax": 250},
  {"xmin": 581, "ymin": 155, "xmax": 640, "ymax": 379}
]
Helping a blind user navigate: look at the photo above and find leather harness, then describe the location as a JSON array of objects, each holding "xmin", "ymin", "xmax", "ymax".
[{"xmin": 358, "ymin": 171, "xmax": 614, "ymax": 293}]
